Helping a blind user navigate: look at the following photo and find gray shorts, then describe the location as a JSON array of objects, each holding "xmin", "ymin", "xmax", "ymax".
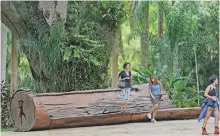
[{"xmin": 150, "ymin": 95, "xmax": 160, "ymax": 105}]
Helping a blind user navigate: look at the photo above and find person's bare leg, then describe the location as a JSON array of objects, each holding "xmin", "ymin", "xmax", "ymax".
[
  {"xmin": 124, "ymin": 88, "xmax": 130, "ymax": 110},
  {"xmin": 148, "ymin": 104, "xmax": 156, "ymax": 119},
  {"xmin": 120, "ymin": 88, "xmax": 126, "ymax": 112},
  {"xmin": 214, "ymin": 109, "xmax": 219, "ymax": 127},
  {"xmin": 151, "ymin": 104, "xmax": 158, "ymax": 122},
  {"xmin": 203, "ymin": 110, "xmax": 212, "ymax": 128},
  {"xmin": 214, "ymin": 109, "xmax": 219, "ymax": 134},
  {"xmin": 150, "ymin": 105, "xmax": 157, "ymax": 114},
  {"xmin": 152, "ymin": 104, "xmax": 159, "ymax": 119},
  {"xmin": 202, "ymin": 110, "xmax": 212, "ymax": 135}
]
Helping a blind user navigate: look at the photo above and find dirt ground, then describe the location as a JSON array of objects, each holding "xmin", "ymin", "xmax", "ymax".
[{"xmin": 2, "ymin": 119, "xmax": 219, "ymax": 136}]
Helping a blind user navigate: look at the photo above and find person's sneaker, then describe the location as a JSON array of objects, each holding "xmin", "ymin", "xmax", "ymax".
[
  {"xmin": 202, "ymin": 127, "xmax": 208, "ymax": 135},
  {"xmin": 214, "ymin": 127, "xmax": 219, "ymax": 135},
  {"xmin": 147, "ymin": 113, "xmax": 151, "ymax": 119},
  {"xmin": 151, "ymin": 119, "xmax": 157, "ymax": 123}
]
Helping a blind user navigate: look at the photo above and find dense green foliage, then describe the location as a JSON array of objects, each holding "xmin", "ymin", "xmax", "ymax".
[
  {"xmin": 128, "ymin": 1, "xmax": 219, "ymax": 107},
  {"xmin": 6, "ymin": 1, "xmax": 126, "ymax": 92},
  {"xmin": 1, "ymin": 81, "xmax": 13, "ymax": 128},
  {"xmin": 132, "ymin": 67, "xmax": 200, "ymax": 107},
  {"xmin": 4, "ymin": 1, "xmax": 219, "ymax": 107}
]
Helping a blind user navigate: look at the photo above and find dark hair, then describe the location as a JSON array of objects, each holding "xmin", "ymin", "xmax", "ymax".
[
  {"xmin": 123, "ymin": 62, "xmax": 130, "ymax": 69},
  {"xmin": 209, "ymin": 75, "xmax": 218, "ymax": 84}
]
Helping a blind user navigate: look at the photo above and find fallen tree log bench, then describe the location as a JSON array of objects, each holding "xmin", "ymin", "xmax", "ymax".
[{"xmin": 10, "ymin": 84, "xmax": 201, "ymax": 131}]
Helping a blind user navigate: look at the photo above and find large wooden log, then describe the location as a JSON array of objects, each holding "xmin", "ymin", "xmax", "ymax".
[{"xmin": 10, "ymin": 84, "xmax": 200, "ymax": 131}]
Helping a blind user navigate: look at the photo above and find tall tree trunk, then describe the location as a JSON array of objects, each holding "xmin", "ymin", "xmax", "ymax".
[
  {"xmin": 140, "ymin": 37, "xmax": 147, "ymax": 67},
  {"xmin": 218, "ymin": 0, "xmax": 220, "ymax": 94},
  {"xmin": 11, "ymin": 34, "xmax": 18, "ymax": 96},
  {"xmin": 119, "ymin": 28, "xmax": 125, "ymax": 59},
  {"xmin": 140, "ymin": 2, "xmax": 149, "ymax": 67},
  {"xmin": 127, "ymin": 1, "xmax": 134, "ymax": 30},
  {"xmin": 194, "ymin": 46, "xmax": 200, "ymax": 106},
  {"xmin": 172, "ymin": 1, "xmax": 175, "ymax": 6},
  {"xmin": 157, "ymin": 2, "xmax": 163, "ymax": 71},
  {"xmin": 216, "ymin": 1, "xmax": 219, "ymax": 44},
  {"xmin": 111, "ymin": 29, "xmax": 119, "ymax": 88},
  {"xmin": 0, "ymin": 24, "xmax": 8, "ymax": 83},
  {"xmin": 158, "ymin": 2, "xmax": 163, "ymax": 38}
]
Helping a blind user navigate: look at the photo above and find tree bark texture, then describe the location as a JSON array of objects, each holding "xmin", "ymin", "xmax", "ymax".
[
  {"xmin": 158, "ymin": 2, "xmax": 163, "ymax": 38},
  {"xmin": 111, "ymin": 29, "xmax": 119, "ymax": 88},
  {"xmin": 140, "ymin": 2, "xmax": 149, "ymax": 67},
  {"xmin": 10, "ymin": 34, "xmax": 18, "ymax": 96},
  {"xmin": 0, "ymin": 23, "xmax": 8, "ymax": 83},
  {"xmin": 172, "ymin": 1, "xmax": 175, "ymax": 6},
  {"xmin": 119, "ymin": 28, "xmax": 125, "ymax": 59}
]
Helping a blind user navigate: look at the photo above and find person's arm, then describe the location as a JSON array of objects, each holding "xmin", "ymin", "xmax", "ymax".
[
  {"xmin": 118, "ymin": 72, "xmax": 129, "ymax": 81},
  {"xmin": 118, "ymin": 72, "xmax": 125, "ymax": 81},
  {"xmin": 118, "ymin": 72, "xmax": 122, "ymax": 81},
  {"xmin": 148, "ymin": 84, "xmax": 155, "ymax": 99},
  {"xmin": 119, "ymin": 77, "xmax": 123, "ymax": 81},
  {"xmin": 159, "ymin": 81, "xmax": 164, "ymax": 94},
  {"xmin": 204, "ymin": 85, "xmax": 216, "ymax": 101},
  {"xmin": 149, "ymin": 91, "xmax": 154, "ymax": 98},
  {"xmin": 128, "ymin": 71, "xmax": 132, "ymax": 80},
  {"xmin": 121, "ymin": 77, "xmax": 130, "ymax": 80}
]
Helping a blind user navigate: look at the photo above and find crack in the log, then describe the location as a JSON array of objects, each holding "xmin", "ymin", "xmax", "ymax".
[
  {"xmin": 102, "ymin": 109, "xmax": 120, "ymax": 114},
  {"xmin": 76, "ymin": 107, "xmax": 87, "ymax": 109},
  {"xmin": 49, "ymin": 119, "xmax": 53, "ymax": 129},
  {"xmin": 84, "ymin": 110, "xmax": 90, "ymax": 115},
  {"xmin": 49, "ymin": 115, "xmax": 54, "ymax": 118},
  {"xmin": 102, "ymin": 109, "xmax": 107, "ymax": 114}
]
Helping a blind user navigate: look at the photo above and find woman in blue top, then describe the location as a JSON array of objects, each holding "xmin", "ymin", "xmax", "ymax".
[
  {"xmin": 147, "ymin": 75, "xmax": 163, "ymax": 123},
  {"xmin": 198, "ymin": 75, "xmax": 219, "ymax": 135},
  {"xmin": 118, "ymin": 62, "xmax": 132, "ymax": 112}
]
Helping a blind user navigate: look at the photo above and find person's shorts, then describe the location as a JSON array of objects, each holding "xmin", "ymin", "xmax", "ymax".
[
  {"xmin": 207, "ymin": 106, "xmax": 217, "ymax": 111},
  {"xmin": 150, "ymin": 95, "xmax": 160, "ymax": 105}
]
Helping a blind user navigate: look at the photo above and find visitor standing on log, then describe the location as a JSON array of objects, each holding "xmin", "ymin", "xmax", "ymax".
[
  {"xmin": 147, "ymin": 75, "xmax": 163, "ymax": 123},
  {"xmin": 198, "ymin": 75, "xmax": 219, "ymax": 135},
  {"xmin": 118, "ymin": 62, "xmax": 132, "ymax": 112}
]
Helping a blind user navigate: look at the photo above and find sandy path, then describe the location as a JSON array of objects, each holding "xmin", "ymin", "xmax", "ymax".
[{"xmin": 2, "ymin": 119, "xmax": 219, "ymax": 136}]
